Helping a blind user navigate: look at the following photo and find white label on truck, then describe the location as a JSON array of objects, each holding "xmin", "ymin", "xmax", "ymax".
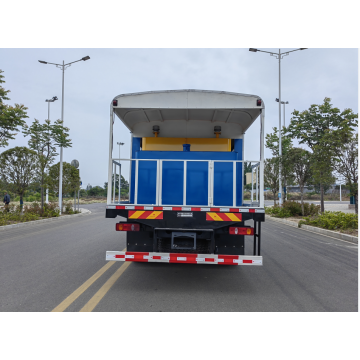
[
  {"xmin": 125, "ymin": 255, "xmax": 134, "ymax": 259},
  {"xmin": 196, "ymin": 258, "xmax": 205, "ymax": 262},
  {"xmin": 177, "ymin": 257, "xmax": 187, "ymax": 261},
  {"xmin": 220, "ymin": 208, "xmax": 230, "ymax": 212},
  {"xmin": 233, "ymin": 259, "xmax": 243, "ymax": 264}
]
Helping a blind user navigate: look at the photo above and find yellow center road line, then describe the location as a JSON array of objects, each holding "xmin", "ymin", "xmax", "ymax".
[
  {"xmin": 51, "ymin": 248, "xmax": 126, "ymax": 312},
  {"xmin": 80, "ymin": 261, "xmax": 132, "ymax": 312}
]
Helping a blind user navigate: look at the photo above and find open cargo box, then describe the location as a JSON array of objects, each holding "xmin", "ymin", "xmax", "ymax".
[{"xmin": 106, "ymin": 90, "xmax": 265, "ymax": 265}]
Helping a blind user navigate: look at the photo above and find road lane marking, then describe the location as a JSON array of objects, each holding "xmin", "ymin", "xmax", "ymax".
[
  {"xmin": 52, "ymin": 248, "xmax": 126, "ymax": 312},
  {"xmin": 79, "ymin": 261, "xmax": 132, "ymax": 312}
]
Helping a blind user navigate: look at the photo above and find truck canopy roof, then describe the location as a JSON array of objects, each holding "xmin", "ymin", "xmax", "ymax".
[{"xmin": 112, "ymin": 89, "xmax": 264, "ymax": 139}]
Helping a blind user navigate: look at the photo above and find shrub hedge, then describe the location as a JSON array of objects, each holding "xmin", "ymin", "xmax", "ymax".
[
  {"xmin": 0, "ymin": 201, "xmax": 79, "ymax": 226},
  {"xmin": 299, "ymin": 211, "xmax": 358, "ymax": 231},
  {"xmin": 265, "ymin": 201, "xmax": 320, "ymax": 218}
]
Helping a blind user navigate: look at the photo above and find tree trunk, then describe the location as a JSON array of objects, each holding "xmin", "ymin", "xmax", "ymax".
[
  {"xmin": 273, "ymin": 191, "xmax": 276, "ymax": 206},
  {"xmin": 300, "ymin": 185, "xmax": 304, "ymax": 216},
  {"xmin": 20, "ymin": 193, "xmax": 24, "ymax": 214},
  {"xmin": 355, "ymin": 193, "xmax": 358, "ymax": 215},
  {"xmin": 320, "ymin": 182, "xmax": 325, "ymax": 213},
  {"xmin": 41, "ymin": 175, "xmax": 44, "ymax": 213}
]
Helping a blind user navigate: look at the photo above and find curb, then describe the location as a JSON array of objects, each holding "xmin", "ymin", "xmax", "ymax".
[
  {"xmin": 0, "ymin": 208, "xmax": 91, "ymax": 232},
  {"xmin": 265, "ymin": 215, "xmax": 358, "ymax": 244},
  {"xmin": 265, "ymin": 215, "xmax": 299, "ymax": 228}
]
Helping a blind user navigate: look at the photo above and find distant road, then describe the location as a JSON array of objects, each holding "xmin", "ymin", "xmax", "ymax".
[{"xmin": 0, "ymin": 203, "xmax": 357, "ymax": 312}]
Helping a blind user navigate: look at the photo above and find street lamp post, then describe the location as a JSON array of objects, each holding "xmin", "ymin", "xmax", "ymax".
[
  {"xmin": 276, "ymin": 98, "xmax": 289, "ymax": 200},
  {"xmin": 117, "ymin": 142, "xmax": 124, "ymax": 202},
  {"xmin": 276, "ymin": 98, "xmax": 289, "ymax": 128},
  {"xmin": 249, "ymin": 48, "xmax": 307, "ymax": 206},
  {"xmin": 45, "ymin": 96, "xmax": 58, "ymax": 204},
  {"xmin": 39, "ymin": 56, "xmax": 90, "ymax": 214}
]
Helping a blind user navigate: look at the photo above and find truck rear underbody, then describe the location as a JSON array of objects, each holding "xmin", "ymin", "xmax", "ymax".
[{"xmin": 106, "ymin": 206, "xmax": 264, "ymax": 265}]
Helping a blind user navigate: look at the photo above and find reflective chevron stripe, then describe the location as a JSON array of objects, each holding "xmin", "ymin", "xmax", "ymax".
[
  {"xmin": 128, "ymin": 211, "xmax": 163, "ymax": 219},
  {"xmin": 106, "ymin": 251, "xmax": 263, "ymax": 266},
  {"xmin": 206, "ymin": 212, "xmax": 242, "ymax": 221}
]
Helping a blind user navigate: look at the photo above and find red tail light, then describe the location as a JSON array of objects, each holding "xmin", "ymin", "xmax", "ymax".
[
  {"xmin": 116, "ymin": 223, "xmax": 140, "ymax": 231},
  {"xmin": 229, "ymin": 227, "xmax": 254, "ymax": 235},
  {"xmin": 113, "ymin": 100, "xmax": 118, "ymax": 106},
  {"xmin": 256, "ymin": 99, "xmax": 262, "ymax": 106}
]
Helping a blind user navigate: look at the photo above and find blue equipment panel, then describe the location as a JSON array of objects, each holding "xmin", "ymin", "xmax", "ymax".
[
  {"xmin": 186, "ymin": 161, "xmax": 208, "ymax": 206},
  {"xmin": 234, "ymin": 139, "xmax": 243, "ymax": 206},
  {"xmin": 214, "ymin": 162, "xmax": 233, "ymax": 206},
  {"xmin": 137, "ymin": 160, "xmax": 157, "ymax": 204},
  {"xmin": 162, "ymin": 161, "xmax": 184, "ymax": 205}
]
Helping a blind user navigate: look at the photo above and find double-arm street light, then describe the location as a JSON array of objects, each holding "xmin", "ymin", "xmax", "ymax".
[
  {"xmin": 39, "ymin": 56, "xmax": 90, "ymax": 214},
  {"xmin": 276, "ymin": 98, "xmax": 289, "ymax": 201},
  {"xmin": 249, "ymin": 48, "xmax": 307, "ymax": 206},
  {"xmin": 45, "ymin": 96, "xmax": 58, "ymax": 204},
  {"xmin": 276, "ymin": 98, "xmax": 289, "ymax": 128}
]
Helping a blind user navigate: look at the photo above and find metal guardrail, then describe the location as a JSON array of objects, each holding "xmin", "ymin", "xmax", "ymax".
[
  {"xmin": 109, "ymin": 158, "xmax": 263, "ymax": 208},
  {"xmin": 250, "ymin": 162, "xmax": 260, "ymax": 206}
]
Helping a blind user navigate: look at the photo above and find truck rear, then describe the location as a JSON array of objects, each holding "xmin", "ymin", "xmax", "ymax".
[{"xmin": 105, "ymin": 90, "xmax": 265, "ymax": 265}]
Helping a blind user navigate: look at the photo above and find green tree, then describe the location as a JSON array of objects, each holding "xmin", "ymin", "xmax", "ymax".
[
  {"xmin": 0, "ymin": 147, "xmax": 38, "ymax": 210},
  {"xmin": 104, "ymin": 174, "xmax": 129, "ymax": 197},
  {"xmin": 88, "ymin": 186, "xmax": 105, "ymax": 197},
  {"xmin": 79, "ymin": 189, "xmax": 88, "ymax": 197},
  {"xmin": 265, "ymin": 127, "xmax": 294, "ymax": 201},
  {"xmin": 45, "ymin": 162, "xmax": 80, "ymax": 211},
  {"xmin": 264, "ymin": 158, "xmax": 279, "ymax": 206},
  {"xmin": 288, "ymin": 148, "xmax": 312, "ymax": 215},
  {"xmin": 0, "ymin": 70, "xmax": 28, "ymax": 147},
  {"xmin": 332, "ymin": 133, "xmax": 358, "ymax": 214},
  {"xmin": 287, "ymin": 97, "xmax": 357, "ymax": 212},
  {"xmin": 23, "ymin": 118, "xmax": 72, "ymax": 211}
]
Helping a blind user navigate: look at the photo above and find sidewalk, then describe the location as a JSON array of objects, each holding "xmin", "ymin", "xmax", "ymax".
[{"xmin": 312, "ymin": 203, "xmax": 355, "ymax": 214}]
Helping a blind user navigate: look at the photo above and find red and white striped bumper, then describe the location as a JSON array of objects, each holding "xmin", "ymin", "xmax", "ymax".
[{"xmin": 106, "ymin": 251, "xmax": 263, "ymax": 266}]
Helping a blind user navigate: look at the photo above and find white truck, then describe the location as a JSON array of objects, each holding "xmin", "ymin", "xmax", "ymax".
[{"xmin": 105, "ymin": 89, "xmax": 265, "ymax": 265}]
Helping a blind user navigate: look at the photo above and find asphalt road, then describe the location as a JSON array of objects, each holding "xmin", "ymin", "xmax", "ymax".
[{"xmin": 0, "ymin": 203, "xmax": 357, "ymax": 312}]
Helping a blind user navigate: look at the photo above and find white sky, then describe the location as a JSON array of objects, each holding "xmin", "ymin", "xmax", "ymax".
[{"xmin": 1, "ymin": 48, "xmax": 357, "ymax": 188}]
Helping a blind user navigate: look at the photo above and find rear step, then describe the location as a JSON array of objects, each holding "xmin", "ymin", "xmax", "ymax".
[{"xmin": 106, "ymin": 251, "xmax": 263, "ymax": 265}]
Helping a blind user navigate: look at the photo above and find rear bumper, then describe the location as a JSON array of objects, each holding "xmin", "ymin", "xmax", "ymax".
[{"xmin": 106, "ymin": 251, "xmax": 263, "ymax": 266}]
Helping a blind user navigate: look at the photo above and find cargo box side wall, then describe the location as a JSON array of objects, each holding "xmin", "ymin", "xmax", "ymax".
[{"xmin": 129, "ymin": 137, "xmax": 243, "ymax": 207}]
